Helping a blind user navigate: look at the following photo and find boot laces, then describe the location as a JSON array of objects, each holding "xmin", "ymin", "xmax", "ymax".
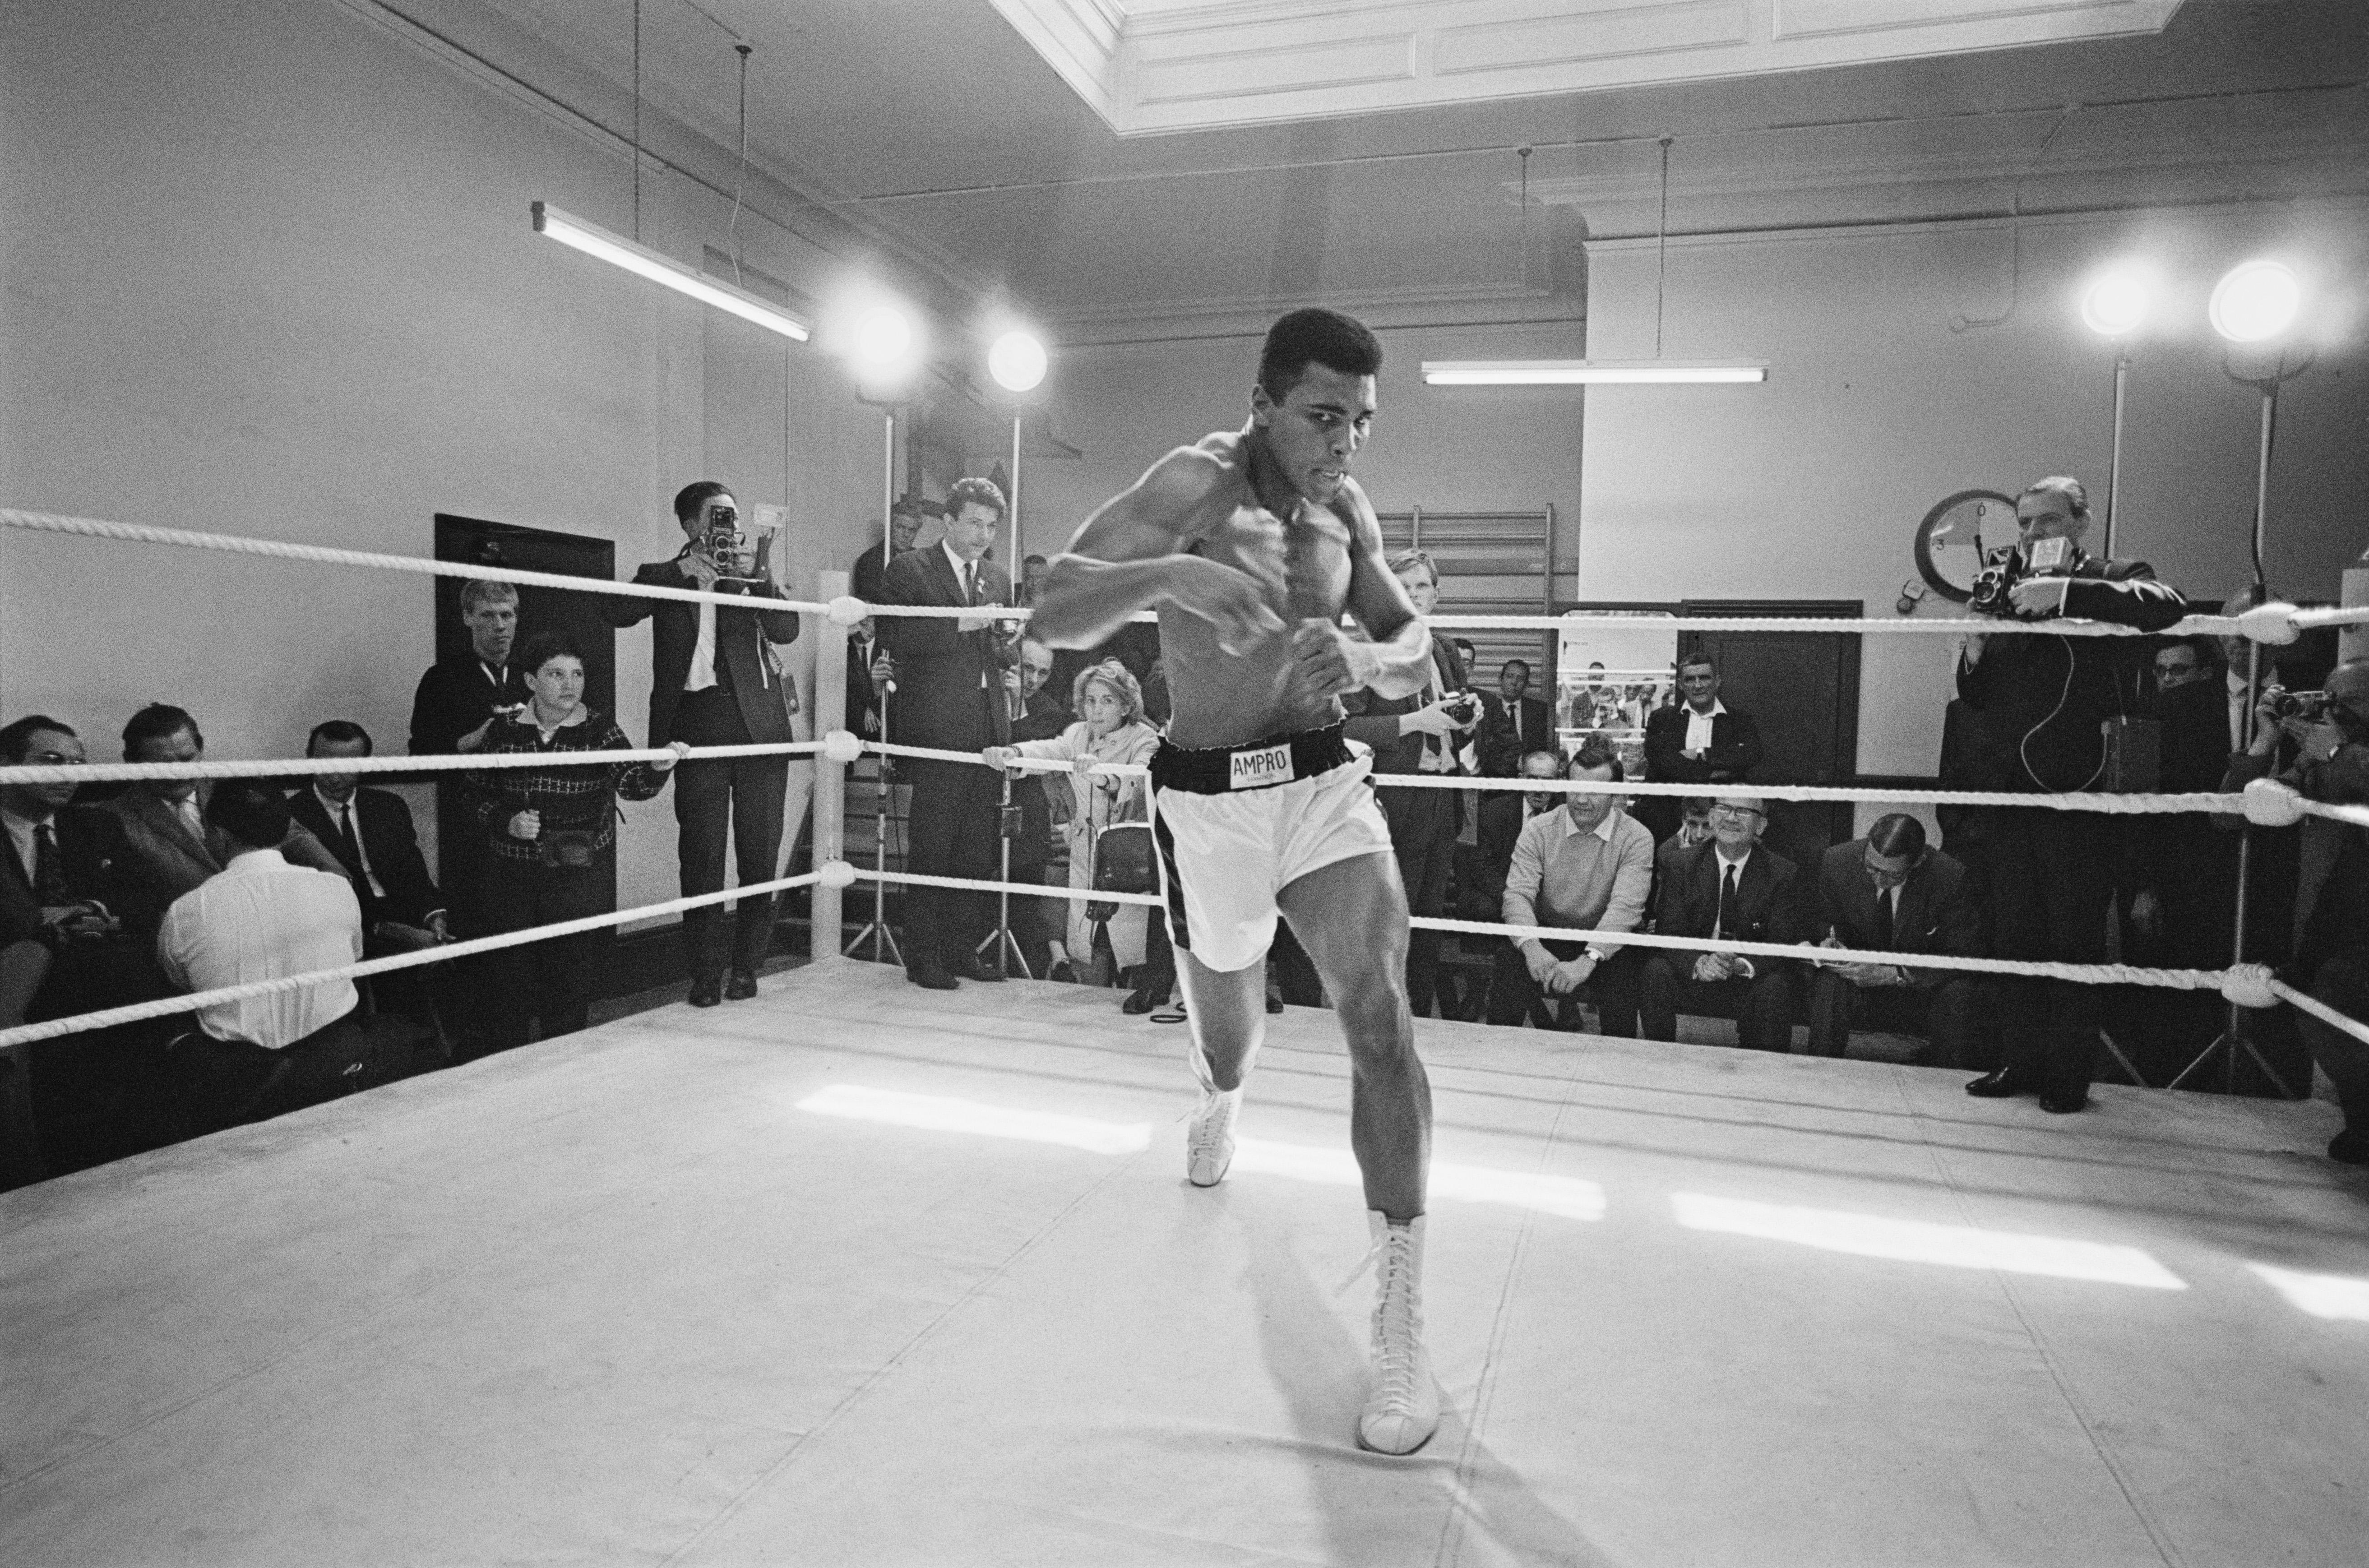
[{"xmin": 1358, "ymin": 1228, "xmax": 1425, "ymax": 1405}]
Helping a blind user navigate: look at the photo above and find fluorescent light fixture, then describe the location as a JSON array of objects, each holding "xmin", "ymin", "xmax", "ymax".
[
  {"xmin": 531, "ymin": 200, "xmax": 809, "ymax": 342},
  {"xmin": 1422, "ymin": 360, "xmax": 1766, "ymax": 386},
  {"xmin": 1672, "ymin": 1193, "xmax": 2186, "ymax": 1289},
  {"xmin": 989, "ymin": 329, "xmax": 1048, "ymax": 392},
  {"xmin": 2079, "ymin": 263, "xmax": 2156, "ymax": 337},
  {"xmin": 1234, "ymin": 1138, "xmax": 1604, "ymax": 1221},
  {"xmin": 2248, "ymin": 1262, "xmax": 2369, "ymax": 1321},
  {"xmin": 796, "ymin": 1084, "xmax": 1149, "ymax": 1156}
]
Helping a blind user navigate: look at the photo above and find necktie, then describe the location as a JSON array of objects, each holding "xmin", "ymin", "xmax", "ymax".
[
  {"xmin": 32, "ymin": 822, "xmax": 65, "ymax": 906},
  {"xmin": 178, "ymin": 797, "xmax": 206, "ymax": 842},
  {"xmin": 1873, "ymin": 885, "xmax": 1893, "ymax": 949},
  {"xmin": 335, "ymin": 804, "xmax": 366, "ymax": 881},
  {"xmin": 1717, "ymin": 862, "xmax": 1738, "ymax": 940},
  {"xmin": 962, "ymin": 562, "xmax": 976, "ymax": 606}
]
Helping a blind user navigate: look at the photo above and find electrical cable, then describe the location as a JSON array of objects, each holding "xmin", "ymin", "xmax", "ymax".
[{"xmin": 728, "ymin": 42, "xmax": 751, "ymax": 287}]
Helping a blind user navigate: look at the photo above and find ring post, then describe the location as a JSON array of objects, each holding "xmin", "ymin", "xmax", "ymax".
[{"xmin": 813, "ymin": 570, "xmax": 849, "ymax": 959}]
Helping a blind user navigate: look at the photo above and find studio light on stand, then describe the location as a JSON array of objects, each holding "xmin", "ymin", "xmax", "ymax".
[
  {"xmin": 2171, "ymin": 256, "xmax": 2311, "ymax": 1099},
  {"xmin": 844, "ymin": 300, "xmax": 923, "ymax": 967},
  {"xmin": 2077, "ymin": 261, "xmax": 2155, "ymax": 556},
  {"xmin": 978, "ymin": 326, "xmax": 1051, "ymax": 980}
]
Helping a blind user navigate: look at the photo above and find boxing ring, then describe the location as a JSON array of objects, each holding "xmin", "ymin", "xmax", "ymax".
[{"xmin": 5, "ymin": 509, "xmax": 2369, "ymax": 1566}]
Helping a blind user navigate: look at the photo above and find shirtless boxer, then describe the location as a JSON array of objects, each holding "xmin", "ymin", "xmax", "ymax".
[{"xmin": 1025, "ymin": 308, "xmax": 1441, "ymax": 1454}]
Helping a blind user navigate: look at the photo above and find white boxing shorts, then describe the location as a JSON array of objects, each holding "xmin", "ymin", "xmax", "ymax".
[{"xmin": 1149, "ymin": 722, "xmax": 1397, "ymax": 973}]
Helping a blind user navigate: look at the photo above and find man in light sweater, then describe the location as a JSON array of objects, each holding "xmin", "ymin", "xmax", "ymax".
[{"xmin": 1487, "ymin": 740, "xmax": 1655, "ymax": 1034}]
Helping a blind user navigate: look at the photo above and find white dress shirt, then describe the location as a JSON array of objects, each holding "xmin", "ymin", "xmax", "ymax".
[
  {"xmin": 1710, "ymin": 845, "xmax": 1753, "ymax": 939},
  {"xmin": 157, "ymin": 849, "xmax": 361, "ymax": 1049},
  {"xmin": 945, "ymin": 541, "xmax": 991, "ymax": 688},
  {"xmin": 1684, "ymin": 699, "xmax": 1727, "ymax": 755},
  {"xmin": 686, "ymin": 598, "xmax": 719, "ymax": 692}
]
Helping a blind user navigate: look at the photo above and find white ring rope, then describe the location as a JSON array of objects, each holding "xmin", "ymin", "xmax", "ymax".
[
  {"xmin": 0, "ymin": 870, "xmax": 824, "ymax": 1050},
  {"xmin": 0, "ymin": 740, "xmax": 824, "ymax": 788},
  {"xmin": 13, "ymin": 507, "xmax": 2365, "ymax": 638},
  {"xmin": 2274, "ymin": 980, "xmax": 2369, "ymax": 1050}
]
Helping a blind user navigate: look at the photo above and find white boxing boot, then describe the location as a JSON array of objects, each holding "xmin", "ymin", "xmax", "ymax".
[
  {"xmin": 1357, "ymin": 1211, "xmax": 1440, "ymax": 1455},
  {"xmin": 1184, "ymin": 1044, "xmax": 1240, "ymax": 1188}
]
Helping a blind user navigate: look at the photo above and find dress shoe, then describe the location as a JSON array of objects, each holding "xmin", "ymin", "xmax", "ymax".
[
  {"xmin": 688, "ymin": 974, "xmax": 723, "ymax": 1008},
  {"xmin": 946, "ymin": 950, "xmax": 1005, "ymax": 982},
  {"xmin": 1265, "ymin": 983, "xmax": 1284, "ymax": 1016},
  {"xmin": 2329, "ymin": 1127, "xmax": 2369, "ymax": 1166},
  {"xmin": 2038, "ymin": 1090, "xmax": 2088, "ymax": 1115},
  {"xmin": 906, "ymin": 961, "xmax": 959, "ymax": 991},
  {"xmin": 1964, "ymin": 1067, "xmax": 2033, "ymax": 1099},
  {"xmin": 724, "ymin": 968, "xmax": 758, "ymax": 1002},
  {"xmin": 1123, "ymin": 984, "xmax": 1158, "ymax": 1015}
]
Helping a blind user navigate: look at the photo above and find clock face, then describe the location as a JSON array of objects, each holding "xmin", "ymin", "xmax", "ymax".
[{"xmin": 1915, "ymin": 490, "xmax": 2017, "ymax": 603}]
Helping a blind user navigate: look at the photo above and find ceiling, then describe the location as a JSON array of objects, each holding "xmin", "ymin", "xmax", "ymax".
[
  {"xmin": 988, "ymin": 0, "xmax": 2189, "ymax": 136},
  {"xmin": 426, "ymin": 0, "xmax": 2369, "ymax": 335}
]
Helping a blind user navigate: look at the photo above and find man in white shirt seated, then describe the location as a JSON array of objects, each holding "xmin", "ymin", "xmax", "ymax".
[
  {"xmin": 1485, "ymin": 741, "xmax": 1655, "ymax": 1034},
  {"xmin": 157, "ymin": 779, "xmax": 368, "ymax": 1129}
]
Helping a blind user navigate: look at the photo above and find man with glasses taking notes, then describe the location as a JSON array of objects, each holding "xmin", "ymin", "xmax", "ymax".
[{"xmin": 1638, "ymin": 795, "xmax": 1811, "ymax": 1051}]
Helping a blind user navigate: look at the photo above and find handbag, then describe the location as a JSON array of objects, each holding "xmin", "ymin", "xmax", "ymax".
[{"xmin": 1085, "ymin": 820, "xmax": 1156, "ymax": 924}]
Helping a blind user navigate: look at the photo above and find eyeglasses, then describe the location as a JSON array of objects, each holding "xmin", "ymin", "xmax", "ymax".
[
  {"xmin": 1708, "ymin": 803, "xmax": 1763, "ymax": 821},
  {"xmin": 23, "ymin": 751, "xmax": 84, "ymax": 766}
]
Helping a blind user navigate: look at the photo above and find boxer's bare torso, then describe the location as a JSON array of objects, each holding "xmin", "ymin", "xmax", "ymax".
[{"xmin": 1032, "ymin": 366, "xmax": 1431, "ymax": 745}]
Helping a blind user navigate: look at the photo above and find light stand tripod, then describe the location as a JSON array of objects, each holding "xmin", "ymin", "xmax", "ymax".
[
  {"xmin": 844, "ymin": 680, "xmax": 904, "ymax": 966},
  {"xmin": 2168, "ymin": 343, "xmax": 2313, "ymax": 1098},
  {"xmin": 974, "ymin": 763, "xmax": 1033, "ymax": 979}
]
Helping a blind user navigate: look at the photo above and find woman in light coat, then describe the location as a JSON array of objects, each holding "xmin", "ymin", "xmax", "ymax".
[{"xmin": 984, "ymin": 660, "xmax": 1164, "ymax": 997}]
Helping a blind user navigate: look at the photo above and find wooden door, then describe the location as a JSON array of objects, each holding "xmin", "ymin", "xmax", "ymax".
[
  {"xmin": 431, "ymin": 515, "xmax": 619, "ymax": 906},
  {"xmin": 1680, "ymin": 600, "xmax": 1862, "ymax": 870}
]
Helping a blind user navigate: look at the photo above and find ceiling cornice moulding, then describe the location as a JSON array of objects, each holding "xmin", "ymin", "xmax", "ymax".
[{"xmin": 990, "ymin": 0, "xmax": 2185, "ymax": 136}]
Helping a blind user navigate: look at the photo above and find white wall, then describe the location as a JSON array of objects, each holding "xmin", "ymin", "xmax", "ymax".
[
  {"xmin": 1578, "ymin": 206, "xmax": 2369, "ymax": 777},
  {"xmin": 1023, "ymin": 318, "xmax": 1592, "ymax": 562},
  {"xmin": 2, "ymin": 0, "xmax": 890, "ymax": 916}
]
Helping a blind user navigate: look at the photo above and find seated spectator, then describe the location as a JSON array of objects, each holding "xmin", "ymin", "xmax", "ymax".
[
  {"xmin": 1653, "ymin": 798, "xmax": 1716, "ymax": 884},
  {"xmin": 1458, "ymin": 748, "xmax": 1564, "ymax": 923},
  {"xmin": 1019, "ymin": 552, "xmax": 1050, "ymax": 608},
  {"xmin": 1639, "ymin": 796, "xmax": 1809, "ymax": 1051},
  {"xmin": 463, "ymin": 633, "xmax": 685, "ymax": 1050},
  {"xmin": 2235, "ymin": 658, "xmax": 2369, "ymax": 1162},
  {"xmin": 289, "ymin": 722, "xmax": 447, "ymax": 953},
  {"xmin": 2, "ymin": 715, "xmax": 159, "ymax": 1186},
  {"xmin": 1638, "ymin": 654, "xmax": 1762, "ymax": 843},
  {"xmin": 99, "ymin": 703, "xmax": 343, "ymax": 928},
  {"xmin": 1487, "ymin": 741, "xmax": 1653, "ymax": 1034},
  {"xmin": 1480, "ymin": 660, "xmax": 1553, "ymax": 777},
  {"xmin": 1806, "ymin": 814, "xmax": 1984, "ymax": 1064},
  {"xmin": 983, "ymin": 659, "xmax": 1166, "ymax": 1011},
  {"xmin": 157, "ymin": 778, "xmax": 370, "ymax": 1131}
]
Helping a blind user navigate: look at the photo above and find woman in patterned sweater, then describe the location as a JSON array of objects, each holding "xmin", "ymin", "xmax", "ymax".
[{"xmin": 464, "ymin": 631, "xmax": 684, "ymax": 1050}]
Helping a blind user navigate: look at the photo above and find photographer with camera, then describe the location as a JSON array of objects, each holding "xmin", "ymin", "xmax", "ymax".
[
  {"xmin": 1956, "ymin": 476, "xmax": 2188, "ymax": 1114},
  {"xmin": 606, "ymin": 481, "xmax": 801, "ymax": 1008},
  {"xmin": 2226, "ymin": 659, "xmax": 2369, "ymax": 1161},
  {"xmin": 1342, "ymin": 549, "xmax": 1480, "ymax": 1018}
]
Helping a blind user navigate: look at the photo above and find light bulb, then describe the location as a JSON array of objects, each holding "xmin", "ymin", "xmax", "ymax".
[
  {"xmin": 2210, "ymin": 260, "xmax": 2302, "ymax": 345},
  {"xmin": 988, "ymin": 330, "xmax": 1047, "ymax": 392}
]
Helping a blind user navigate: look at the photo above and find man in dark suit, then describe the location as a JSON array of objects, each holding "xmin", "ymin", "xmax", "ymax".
[
  {"xmin": 1957, "ymin": 476, "xmax": 2188, "ymax": 1113},
  {"xmin": 407, "ymin": 578, "xmax": 529, "ymax": 938},
  {"xmin": 605, "ymin": 481, "xmax": 801, "ymax": 1006},
  {"xmin": 845, "ymin": 615, "xmax": 894, "ymax": 741},
  {"xmin": 289, "ymin": 720, "xmax": 451, "ymax": 1042},
  {"xmin": 1000, "ymin": 638, "xmax": 1070, "ymax": 977},
  {"xmin": 1639, "ymin": 795, "xmax": 1810, "ymax": 1050},
  {"xmin": 1479, "ymin": 659, "xmax": 1554, "ymax": 777},
  {"xmin": 1640, "ymin": 654, "xmax": 1762, "ymax": 847},
  {"xmin": 1, "ymin": 715, "xmax": 166, "ymax": 1185},
  {"xmin": 851, "ymin": 495, "xmax": 929, "ymax": 604},
  {"xmin": 1342, "ymin": 549, "xmax": 1480, "ymax": 1018},
  {"xmin": 875, "ymin": 476, "xmax": 1020, "ymax": 989},
  {"xmin": 1806, "ymin": 814, "xmax": 1984, "ymax": 1064}
]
